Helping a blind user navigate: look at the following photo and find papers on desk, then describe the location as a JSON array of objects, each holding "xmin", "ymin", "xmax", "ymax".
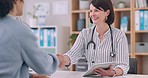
[{"xmin": 83, "ymin": 62, "xmax": 116, "ymax": 77}]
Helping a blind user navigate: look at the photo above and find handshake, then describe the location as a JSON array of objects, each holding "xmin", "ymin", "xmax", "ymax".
[
  {"xmin": 31, "ymin": 54, "xmax": 70, "ymax": 78},
  {"xmin": 56, "ymin": 54, "xmax": 70, "ymax": 68}
]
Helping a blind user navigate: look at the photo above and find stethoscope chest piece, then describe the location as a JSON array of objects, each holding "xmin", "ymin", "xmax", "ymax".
[{"xmin": 110, "ymin": 51, "xmax": 116, "ymax": 57}]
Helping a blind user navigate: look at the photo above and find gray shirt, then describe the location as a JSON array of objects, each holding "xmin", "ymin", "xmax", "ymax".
[
  {"xmin": 0, "ymin": 16, "xmax": 59, "ymax": 78},
  {"xmin": 65, "ymin": 26, "xmax": 129, "ymax": 75}
]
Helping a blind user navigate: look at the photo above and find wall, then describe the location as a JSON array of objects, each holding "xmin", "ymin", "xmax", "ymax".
[
  {"xmin": 23, "ymin": 0, "xmax": 70, "ymax": 26},
  {"xmin": 23, "ymin": 0, "xmax": 70, "ymax": 53}
]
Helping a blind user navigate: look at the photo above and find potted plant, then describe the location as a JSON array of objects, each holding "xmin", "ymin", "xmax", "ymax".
[{"xmin": 67, "ymin": 34, "xmax": 77, "ymax": 46}]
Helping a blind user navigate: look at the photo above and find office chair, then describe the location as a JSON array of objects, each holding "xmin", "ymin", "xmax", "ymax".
[{"xmin": 128, "ymin": 58, "xmax": 138, "ymax": 74}]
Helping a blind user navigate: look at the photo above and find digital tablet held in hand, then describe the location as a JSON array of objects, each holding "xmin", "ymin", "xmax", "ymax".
[{"xmin": 83, "ymin": 62, "xmax": 116, "ymax": 77}]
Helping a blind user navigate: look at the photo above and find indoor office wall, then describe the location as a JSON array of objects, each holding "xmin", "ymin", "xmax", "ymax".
[
  {"xmin": 23, "ymin": 0, "xmax": 70, "ymax": 54},
  {"xmin": 23, "ymin": 0, "xmax": 70, "ymax": 26}
]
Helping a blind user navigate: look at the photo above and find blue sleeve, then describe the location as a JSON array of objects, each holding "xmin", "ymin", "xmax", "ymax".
[
  {"xmin": 29, "ymin": 73, "xmax": 32, "ymax": 78},
  {"xmin": 18, "ymin": 24, "xmax": 59, "ymax": 76}
]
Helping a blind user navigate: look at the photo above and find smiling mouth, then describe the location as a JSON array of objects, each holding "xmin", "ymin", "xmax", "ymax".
[{"xmin": 91, "ymin": 17, "xmax": 99, "ymax": 21}]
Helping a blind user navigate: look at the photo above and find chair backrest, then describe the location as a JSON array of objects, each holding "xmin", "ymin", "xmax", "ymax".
[{"xmin": 128, "ymin": 58, "xmax": 138, "ymax": 74}]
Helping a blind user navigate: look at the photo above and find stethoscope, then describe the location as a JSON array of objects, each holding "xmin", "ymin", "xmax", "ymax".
[{"xmin": 86, "ymin": 25, "xmax": 115, "ymax": 59}]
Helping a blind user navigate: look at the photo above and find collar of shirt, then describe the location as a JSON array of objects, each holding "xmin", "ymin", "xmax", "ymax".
[
  {"xmin": 94, "ymin": 26, "xmax": 111, "ymax": 38},
  {"xmin": 8, "ymin": 14, "xmax": 23, "ymax": 21},
  {"xmin": 8, "ymin": 14, "xmax": 16, "ymax": 19}
]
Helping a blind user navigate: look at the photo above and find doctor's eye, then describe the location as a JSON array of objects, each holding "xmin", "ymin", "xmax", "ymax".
[
  {"xmin": 89, "ymin": 9, "xmax": 102, "ymax": 13},
  {"xmin": 89, "ymin": 10, "xmax": 92, "ymax": 12}
]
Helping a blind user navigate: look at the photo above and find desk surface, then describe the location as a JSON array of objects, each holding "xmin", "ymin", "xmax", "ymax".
[{"xmin": 51, "ymin": 70, "xmax": 148, "ymax": 78}]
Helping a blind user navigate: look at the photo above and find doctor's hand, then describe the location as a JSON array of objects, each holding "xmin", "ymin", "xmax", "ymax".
[
  {"xmin": 56, "ymin": 54, "xmax": 67, "ymax": 68},
  {"xmin": 93, "ymin": 65, "xmax": 115, "ymax": 77}
]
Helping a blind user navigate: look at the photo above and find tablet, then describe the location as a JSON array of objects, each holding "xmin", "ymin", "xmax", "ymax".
[{"xmin": 83, "ymin": 62, "xmax": 115, "ymax": 77}]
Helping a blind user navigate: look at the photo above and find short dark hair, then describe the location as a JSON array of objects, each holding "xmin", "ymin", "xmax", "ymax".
[
  {"xmin": 90, "ymin": 0, "xmax": 114, "ymax": 25},
  {"xmin": 0, "ymin": 0, "xmax": 15, "ymax": 18}
]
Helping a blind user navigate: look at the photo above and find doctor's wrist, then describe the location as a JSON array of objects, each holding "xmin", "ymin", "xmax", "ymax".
[{"xmin": 65, "ymin": 62, "xmax": 71, "ymax": 67}]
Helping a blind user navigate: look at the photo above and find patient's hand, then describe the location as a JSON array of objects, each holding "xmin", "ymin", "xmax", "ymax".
[
  {"xmin": 32, "ymin": 74, "xmax": 49, "ymax": 78},
  {"xmin": 57, "ymin": 54, "xmax": 67, "ymax": 68}
]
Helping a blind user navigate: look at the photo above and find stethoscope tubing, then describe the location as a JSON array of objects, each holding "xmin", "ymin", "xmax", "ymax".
[{"xmin": 86, "ymin": 25, "xmax": 115, "ymax": 58}]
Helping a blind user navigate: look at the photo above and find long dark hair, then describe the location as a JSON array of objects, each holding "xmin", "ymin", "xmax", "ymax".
[{"xmin": 90, "ymin": 0, "xmax": 114, "ymax": 25}]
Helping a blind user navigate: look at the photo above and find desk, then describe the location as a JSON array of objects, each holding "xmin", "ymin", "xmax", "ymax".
[{"xmin": 51, "ymin": 70, "xmax": 148, "ymax": 78}]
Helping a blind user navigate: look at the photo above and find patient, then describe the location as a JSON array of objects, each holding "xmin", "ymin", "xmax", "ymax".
[{"xmin": 0, "ymin": 0, "xmax": 59, "ymax": 78}]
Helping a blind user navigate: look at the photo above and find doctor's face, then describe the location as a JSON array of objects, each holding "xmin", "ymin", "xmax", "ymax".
[{"xmin": 89, "ymin": 4, "xmax": 108, "ymax": 24}]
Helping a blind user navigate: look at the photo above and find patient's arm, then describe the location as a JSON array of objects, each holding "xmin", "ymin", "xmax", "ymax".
[
  {"xmin": 31, "ymin": 74, "xmax": 49, "ymax": 78},
  {"xmin": 57, "ymin": 54, "xmax": 71, "ymax": 68}
]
